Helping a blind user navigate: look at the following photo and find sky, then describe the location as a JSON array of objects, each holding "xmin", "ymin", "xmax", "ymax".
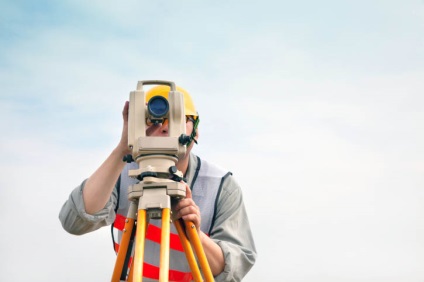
[{"xmin": 1, "ymin": 0, "xmax": 424, "ymax": 281}]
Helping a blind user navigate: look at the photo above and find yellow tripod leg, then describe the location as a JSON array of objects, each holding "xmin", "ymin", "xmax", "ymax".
[
  {"xmin": 159, "ymin": 208, "xmax": 171, "ymax": 282},
  {"xmin": 133, "ymin": 209, "xmax": 147, "ymax": 282},
  {"xmin": 185, "ymin": 221, "xmax": 214, "ymax": 282},
  {"xmin": 111, "ymin": 217, "xmax": 135, "ymax": 281},
  {"xmin": 174, "ymin": 219, "xmax": 203, "ymax": 282},
  {"xmin": 127, "ymin": 218, "xmax": 148, "ymax": 282}
]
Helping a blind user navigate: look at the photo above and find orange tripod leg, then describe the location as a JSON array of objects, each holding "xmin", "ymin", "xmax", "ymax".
[
  {"xmin": 174, "ymin": 219, "xmax": 203, "ymax": 282},
  {"xmin": 185, "ymin": 221, "xmax": 214, "ymax": 282},
  {"xmin": 159, "ymin": 208, "xmax": 171, "ymax": 282},
  {"xmin": 132, "ymin": 209, "xmax": 147, "ymax": 282},
  {"xmin": 111, "ymin": 217, "xmax": 135, "ymax": 281}
]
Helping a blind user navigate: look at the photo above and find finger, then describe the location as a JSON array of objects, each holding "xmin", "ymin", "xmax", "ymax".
[
  {"xmin": 182, "ymin": 214, "xmax": 200, "ymax": 228},
  {"xmin": 177, "ymin": 203, "xmax": 199, "ymax": 216},
  {"xmin": 122, "ymin": 101, "xmax": 129, "ymax": 119},
  {"xmin": 183, "ymin": 181, "xmax": 192, "ymax": 199},
  {"xmin": 178, "ymin": 204, "xmax": 200, "ymax": 218},
  {"xmin": 174, "ymin": 198, "xmax": 195, "ymax": 212}
]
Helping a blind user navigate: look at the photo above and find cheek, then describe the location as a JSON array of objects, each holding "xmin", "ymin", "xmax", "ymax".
[{"xmin": 185, "ymin": 123, "xmax": 193, "ymax": 134}]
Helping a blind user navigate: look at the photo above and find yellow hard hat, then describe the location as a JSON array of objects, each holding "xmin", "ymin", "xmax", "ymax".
[{"xmin": 145, "ymin": 85, "xmax": 198, "ymax": 118}]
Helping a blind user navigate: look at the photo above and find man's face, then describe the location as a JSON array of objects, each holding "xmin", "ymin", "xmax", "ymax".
[{"xmin": 145, "ymin": 117, "xmax": 194, "ymax": 138}]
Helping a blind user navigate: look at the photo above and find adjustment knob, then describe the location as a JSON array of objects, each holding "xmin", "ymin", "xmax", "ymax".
[
  {"xmin": 179, "ymin": 134, "xmax": 191, "ymax": 145},
  {"xmin": 169, "ymin": 166, "xmax": 178, "ymax": 174},
  {"xmin": 123, "ymin": 154, "xmax": 134, "ymax": 163}
]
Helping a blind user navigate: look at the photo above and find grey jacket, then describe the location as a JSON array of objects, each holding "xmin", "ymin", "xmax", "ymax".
[{"xmin": 59, "ymin": 153, "xmax": 257, "ymax": 281}]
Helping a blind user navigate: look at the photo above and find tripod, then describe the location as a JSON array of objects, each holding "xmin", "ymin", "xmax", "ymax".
[{"xmin": 111, "ymin": 156, "xmax": 214, "ymax": 282}]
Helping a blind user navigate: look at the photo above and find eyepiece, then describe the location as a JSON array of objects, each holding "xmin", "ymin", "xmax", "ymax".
[{"xmin": 147, "ymin": 96, "xmax": 169, "ymax": 118}]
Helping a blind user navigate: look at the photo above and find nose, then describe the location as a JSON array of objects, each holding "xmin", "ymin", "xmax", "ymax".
[
  {"xmin": 146, "ymin": 122, "xmax": 168, "ymax": 136},
  {"xmin": 160, "ymin": 122, "xmax": 168, "ymax": 134}
]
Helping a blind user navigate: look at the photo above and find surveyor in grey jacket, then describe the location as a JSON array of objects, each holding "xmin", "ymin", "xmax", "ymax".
[{"xmin": 59, "ymin": 85, "xmax": 256, "ymax": 281}]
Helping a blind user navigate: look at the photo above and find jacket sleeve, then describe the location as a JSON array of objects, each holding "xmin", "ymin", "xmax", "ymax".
[
  {"xmin": 59, "ymin": 180, "xmax": 118, "ymax": 235},
  {"xmin": 210, "ymin": 175, "xmax": 257, "ymax": 282}
]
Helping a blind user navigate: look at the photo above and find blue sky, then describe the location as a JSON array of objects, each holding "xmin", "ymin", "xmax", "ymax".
[{"xmin": 1, "ymin": 1, "xmax": 424, "ymax": 281}]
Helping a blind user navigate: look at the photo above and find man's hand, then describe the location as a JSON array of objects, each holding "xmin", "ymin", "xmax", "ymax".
[
  {"xmin": 172, "ymin": 182, "xmax": 201, "ymax": 233},
  {"xmin": 172, "ymin": 182, "xmax": 225, "ymax": 276},
  {"xmin": 117, "ymin": 101, "xmax": 131, "ymax": 156}
]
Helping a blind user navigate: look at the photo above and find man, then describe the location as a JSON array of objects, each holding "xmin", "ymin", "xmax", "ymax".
[{"xmin": 59, "ymin": 85, "xmax": 256, "ymax": 281}]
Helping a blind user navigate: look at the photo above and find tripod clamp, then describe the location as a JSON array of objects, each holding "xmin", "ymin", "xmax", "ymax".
[{"xmin": 123, "ymin": 154, "xmax": 185, "ymax": 183}]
